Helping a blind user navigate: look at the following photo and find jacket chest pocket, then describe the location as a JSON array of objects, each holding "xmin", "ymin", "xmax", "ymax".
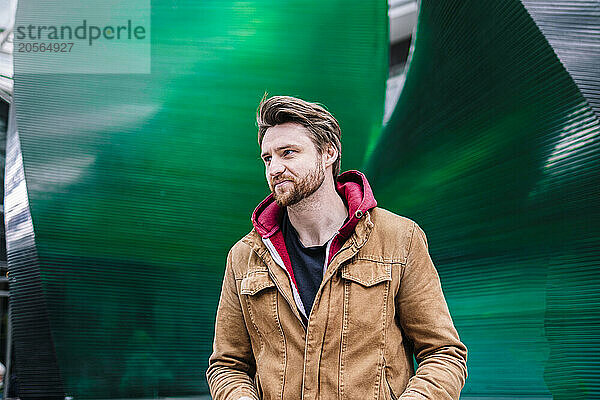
[
  {"xmin": 241, "ymin": 270, "xmax": 280, "ymax": 335},
  {"xmin": 341, "ymin": 260, "xmax": 392, "ymax": 330}
]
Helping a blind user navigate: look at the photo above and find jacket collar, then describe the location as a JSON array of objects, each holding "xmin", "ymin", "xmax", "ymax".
[{"xmin": 251, "ymin": 169, "xmax": 377, "ymax": 240}]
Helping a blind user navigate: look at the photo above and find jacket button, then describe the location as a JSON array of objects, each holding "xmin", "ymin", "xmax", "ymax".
[{"xmin": 355, "ymin": 210, "xmax": 364, "ymax": 218}]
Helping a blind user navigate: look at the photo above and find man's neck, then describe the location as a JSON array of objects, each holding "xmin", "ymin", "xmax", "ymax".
[{"xmin": 286, "ymin": 176, "xmax": 348, "ymax": 247}]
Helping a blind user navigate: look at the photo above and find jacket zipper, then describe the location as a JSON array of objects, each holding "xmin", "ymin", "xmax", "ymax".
[
  {"xmin": 266, "ymin": 267, "xmax": 306, "ymax": 329},
  {"xmin": 386, "ymin": 371, "xmax": 397, "ymax": 400}
]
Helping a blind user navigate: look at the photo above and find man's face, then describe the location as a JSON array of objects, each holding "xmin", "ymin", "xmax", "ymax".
[{"xmin": 260, "ymin": 122, "xmax": 326, "ymax": 207}]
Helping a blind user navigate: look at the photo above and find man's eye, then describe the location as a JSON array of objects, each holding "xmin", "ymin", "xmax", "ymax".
[
  {"xmin": 283, "ymin": 150, "xmax": 294, "ymax": 156},
  {"xmin": 263, "ymin": 156, "xmax": 271, "ymax": 163}
]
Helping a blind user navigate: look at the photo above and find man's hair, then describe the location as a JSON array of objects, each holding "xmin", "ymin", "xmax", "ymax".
[{"xmin": 257, "ymin": 94, "xmax": 342, "ymax": 178}]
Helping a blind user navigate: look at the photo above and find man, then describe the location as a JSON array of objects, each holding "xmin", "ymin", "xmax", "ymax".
[{"xmin": 207, "ymin": 95, "xmax": 467, "ymax": 399}]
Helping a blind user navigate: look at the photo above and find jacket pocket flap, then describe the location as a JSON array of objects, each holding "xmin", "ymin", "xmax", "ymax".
[
  {"xmin": 241, "ymin": 272, "xmax": 276, "ymax": 296},
  {"xmin": 341, "ymin": 261, "xmax": 391, "ymax": 287}
]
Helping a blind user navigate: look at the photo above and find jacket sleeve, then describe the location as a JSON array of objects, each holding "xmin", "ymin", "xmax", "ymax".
[
  {"xmin": 396, "ymin": 223, "xmax": 468, "ymax": 399},
  {"xmin": 206, "ymin": 248, "xmax": 260, "ymax": 400}
]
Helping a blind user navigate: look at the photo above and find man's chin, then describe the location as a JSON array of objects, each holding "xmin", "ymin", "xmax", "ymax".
[
  {"xmin": 273, "ymin": 191, "xmax": 297, "ymax": 207},
  {"xmin": 273, "ymin": 195, "xmax": 291, "ymax": 207}
]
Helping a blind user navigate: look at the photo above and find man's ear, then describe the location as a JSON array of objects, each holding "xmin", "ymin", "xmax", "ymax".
[{"xmin": 323, "ymin": 144, "xmax": 338, "ymax": 169}]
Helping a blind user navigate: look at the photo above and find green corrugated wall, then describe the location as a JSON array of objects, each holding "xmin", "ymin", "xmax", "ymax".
[{"xmin": 6, "ymin": 0, "xmax": 600, "ymax": 398}]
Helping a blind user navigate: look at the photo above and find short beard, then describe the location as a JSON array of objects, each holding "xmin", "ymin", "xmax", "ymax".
[{"xmin": 272, "ymin": 161, "xmax": 325, "ymax": 207}]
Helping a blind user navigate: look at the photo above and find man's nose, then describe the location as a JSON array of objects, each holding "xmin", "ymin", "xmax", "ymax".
[{"xmin": 269, "ymin": 157, "xmax": 285, "ymax": 176}]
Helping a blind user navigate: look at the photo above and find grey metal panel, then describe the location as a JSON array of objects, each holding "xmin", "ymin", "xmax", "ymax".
[
  {"xmin": 522, "ymin": 0, "xmax": 600, "ymax": 119},
  {"xmin": 4, "ymin": 103, "xmax": 64, "ymax": 399},
  {"xmin": 389, "ymin": 0, "xmax": 418, "ymax": 43}
]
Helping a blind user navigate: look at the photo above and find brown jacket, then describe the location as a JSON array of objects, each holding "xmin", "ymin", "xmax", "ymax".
[{"xmin": 207, "ymin": 173, "xmax": 467, "ymax": 399}]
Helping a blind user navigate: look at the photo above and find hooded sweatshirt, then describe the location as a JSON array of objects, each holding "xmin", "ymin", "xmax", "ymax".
[{"xmin": 250, "ymin": 170, "xmax": 377, "ymax": 322}]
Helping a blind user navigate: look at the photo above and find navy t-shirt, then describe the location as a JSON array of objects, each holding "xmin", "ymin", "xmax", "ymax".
[{"xmin": 281, "ymin": 210, "xmax": 327, "ymax": 317}]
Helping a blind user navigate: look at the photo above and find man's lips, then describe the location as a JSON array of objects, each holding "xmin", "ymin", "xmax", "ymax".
[{"xmin": 273, "ymin": 180, "xmax": 292, "ymax": 188}]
